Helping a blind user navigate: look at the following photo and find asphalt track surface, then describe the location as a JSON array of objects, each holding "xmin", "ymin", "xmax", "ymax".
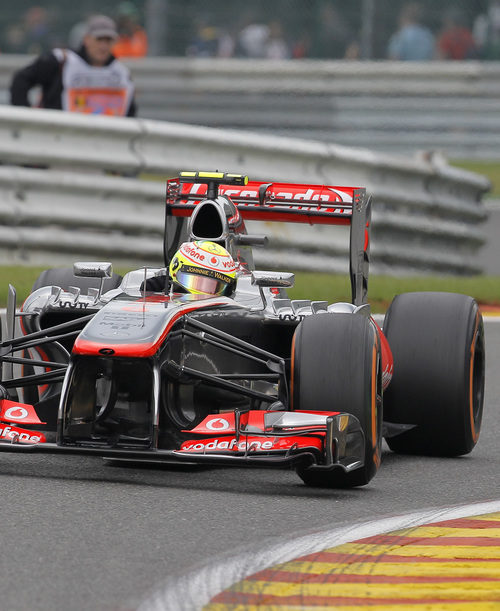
[{"xmin": 0, "ymin": 321, "xmax": 499, "ymax": 611}]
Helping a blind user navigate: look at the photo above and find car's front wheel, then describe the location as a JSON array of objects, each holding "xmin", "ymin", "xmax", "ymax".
[{"xmin": 291, "ymin": 313, "xmax": 382, "ymax": 488}]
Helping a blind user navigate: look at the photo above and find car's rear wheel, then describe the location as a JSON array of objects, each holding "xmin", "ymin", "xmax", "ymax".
[
  {"xmin": 383, "ymin": 292, "xmax": 484, "ymax": 456},
  {"xmin": 291, "ymin": 313, "xmax": 382, "ymax": 488}
]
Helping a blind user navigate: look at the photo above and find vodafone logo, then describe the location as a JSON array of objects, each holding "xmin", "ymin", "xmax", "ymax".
[
  {"xmin": 0, "ymin": 426, "xmax": 43, "ymax": 443},
  {"xmin": 182, "ymin": 437, "xmax": 275, "ymax": 452},
  {"xmin": 4, "ymin": 407, "xmax": 29, "ymax": 420},
  {"xmin": 205, "ymin": 418, "xmax": 230, "ymax": 431},
  {"xmin": 182, "ymin": 245, "xmax": 205, "ymax": 261}
]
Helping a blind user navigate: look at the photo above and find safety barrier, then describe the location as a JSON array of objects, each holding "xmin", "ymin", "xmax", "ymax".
[
  {"xmin": 2, "ymin": 55, "xmax": 500, "ymax": 159},
  {"xmin": 0, "ymin": 105, "xmax": 490, "ymax": 275}
]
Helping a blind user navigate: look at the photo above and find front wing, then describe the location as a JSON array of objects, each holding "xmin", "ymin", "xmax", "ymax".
[{"xmin": 0, "ymin": 404, "xmax": 365, "ymax": 474}]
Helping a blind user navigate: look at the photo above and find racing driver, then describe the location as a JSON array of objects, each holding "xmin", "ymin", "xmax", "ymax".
[
  {"xmin": 10, "ymin": 15, "xmax": 136, "ymax": 117},
  {"xmin": 143, "ymin": 240, "xmax": 237, "ymax": 296}
]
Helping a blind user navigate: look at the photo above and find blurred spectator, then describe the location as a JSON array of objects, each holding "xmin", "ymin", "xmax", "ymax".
[
  {"xmin": 4, "ymin": 6, "xmax": 54, "ymax": 54},
  {"xmin": 291, "ymin": 31, "xmax": 311, "ymax": 59},
  {"xmin": 217, "ymin": 28, "xmax": 236, "ymax": 58},
  {"xmin": 310, "ymin": 5, "xmax": 353, "ymax": 59},
  {"xmin": 186, "ymin": 21, "xmax": 221, "ymax": 57},
  {"xmin": 437, "ymin": 9, "xmax": 477, "ymax": 60},
  {"xmin": 473, "ymin": 0, "xmax": 500, "ymax": 59},
  {"xmin": 4, "ymin": 24, "xmax": 27, "ymax": 54},
  {"xmin": 186, "ymin": 20, "xmax": 236, "ymax": 58},
  {"xmin": 264, "ymin": 21, "xmax": 290, "ymax": 59},
  {"xmin": 10, "ymin": 15, "xmax": 136, "ymax": 117},
  {"xmin": 237, "ymin": 20, "xmax": 270, "ymax": 58},
  {"xmin": 235, "ymin": 17, "xmax": 290, "ymax": 59},
  {"xmin": 387, "ymin": 2, "xmax": 435, "ymax": 61},
  {"xmin": 112, "ymin": 1, "xmax": 148, "ymax": 58},
  {"xmin": 344, "ymin": 40, "xmax": 362, "ymax": 60}
]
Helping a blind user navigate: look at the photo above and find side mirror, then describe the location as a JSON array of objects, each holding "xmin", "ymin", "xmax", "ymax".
[
  {"xmin": 251, "ymin": 271, "xmax": 295, "ymax": 288},
  {"xmin": 73, "ymin": 262, "xmax": 113, "ymax": 302},
  {"xmin": 73, "ymin": 262, "xmax": 112, "ymax": 279}
]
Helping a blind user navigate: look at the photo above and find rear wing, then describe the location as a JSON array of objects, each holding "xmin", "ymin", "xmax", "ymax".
[
  {"xmin": 165, "ymin": 173, "xmax": 371, "ymax": 306},
  {"xmin": 167, "ymin": 177, "xmax": 360, "ymax": 225}
]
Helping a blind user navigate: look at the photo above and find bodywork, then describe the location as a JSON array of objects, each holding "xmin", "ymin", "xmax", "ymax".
[{"xmin": 0, "ymin": 172, "xmax": 393, "ymax": 480}]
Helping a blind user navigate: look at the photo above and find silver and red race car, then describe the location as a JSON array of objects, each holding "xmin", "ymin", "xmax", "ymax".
[{"xmin": 0, "ymin": 171, "xmax": 485, "ymax": 487}]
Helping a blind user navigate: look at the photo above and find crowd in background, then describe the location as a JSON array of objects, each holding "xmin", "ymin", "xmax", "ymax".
[
  {"xmin": 3, "ymin": 1, "xmax": 500, "ymax": 61},
  {"xmin": 186, "ymin": 1, "xmax": 500, "ymax": 61},
  {"xmin": 2, "ymin": 2, "xmax": 148, "ymax": 58}
]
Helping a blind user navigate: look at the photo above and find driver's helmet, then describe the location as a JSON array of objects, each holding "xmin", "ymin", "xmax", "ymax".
[{"xmin": 169, "ymin": 240, "xmax": 237, "ymax": 296}]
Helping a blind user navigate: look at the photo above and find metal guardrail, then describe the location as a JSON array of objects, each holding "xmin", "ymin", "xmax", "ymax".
[
  {"xmin": 2, "ymin": 56, "xmax": 500, "ymax": 159},
  {"xmin": 0, "ymin": 105, "xmax": 490, "ymax": 275}
]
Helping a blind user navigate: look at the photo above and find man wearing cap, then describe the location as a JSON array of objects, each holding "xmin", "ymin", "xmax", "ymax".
[{"xmin": 10, "ymin": 15, "xmax": 136, "ymax": 117}]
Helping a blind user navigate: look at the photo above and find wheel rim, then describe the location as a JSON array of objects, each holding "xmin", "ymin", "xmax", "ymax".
[{"xmin": 470, "ymin": 320, "xmax": 485, "ymax": 441}]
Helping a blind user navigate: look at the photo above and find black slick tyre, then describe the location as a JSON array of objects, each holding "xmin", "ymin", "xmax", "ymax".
[
  {"xmin": 383, "ymin": 292, "xmax": 484, "ymax": 456},
  {"xmin": 31, "ymin": 267, "xmax": 122, "ymax": 293},
  {"xmin": 291, "ymin": 313, "xmax": 382, "ymax": 488}
]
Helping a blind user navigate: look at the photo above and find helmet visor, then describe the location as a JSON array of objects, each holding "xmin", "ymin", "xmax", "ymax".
[{"xmin": 175, "ymin": 269, "xmax": 232, "ymax": 296}]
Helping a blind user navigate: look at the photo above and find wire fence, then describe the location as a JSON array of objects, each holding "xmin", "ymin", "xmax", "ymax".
[{"xmin": 0, "ymin": 0, "xmax": 494, "ymax": 59}]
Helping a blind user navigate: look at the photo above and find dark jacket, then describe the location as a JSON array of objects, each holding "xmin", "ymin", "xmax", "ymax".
[{"xmin": 10, "ymin": 46, "xmax": 137, "ymax": 117}]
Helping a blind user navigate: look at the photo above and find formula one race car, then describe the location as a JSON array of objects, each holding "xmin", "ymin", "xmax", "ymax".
[{"xmin": 0, "ymin": 171, "xmax": 485, "ymax": 487}]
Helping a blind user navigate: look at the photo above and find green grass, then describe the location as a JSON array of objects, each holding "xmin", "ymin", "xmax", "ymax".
[
  {"xmin": 2, "ymin": 266, "xmax": 500, "ymax": 313},
  {"xmin": 289, "ymin": 272, "xmax": 500, "ymax": 313},
  {"xmin": 0, "ymin": 266, "xmax": 48, "ymax": 307},
  {"xmin": 450, "ymin": 160, "xmax": 499, "ymax": 198}
]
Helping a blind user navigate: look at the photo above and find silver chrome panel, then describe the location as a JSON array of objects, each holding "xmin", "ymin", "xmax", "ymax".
[{"xmin": 264, "ymin": 411, "xmax": 331, "ymax": 430}]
